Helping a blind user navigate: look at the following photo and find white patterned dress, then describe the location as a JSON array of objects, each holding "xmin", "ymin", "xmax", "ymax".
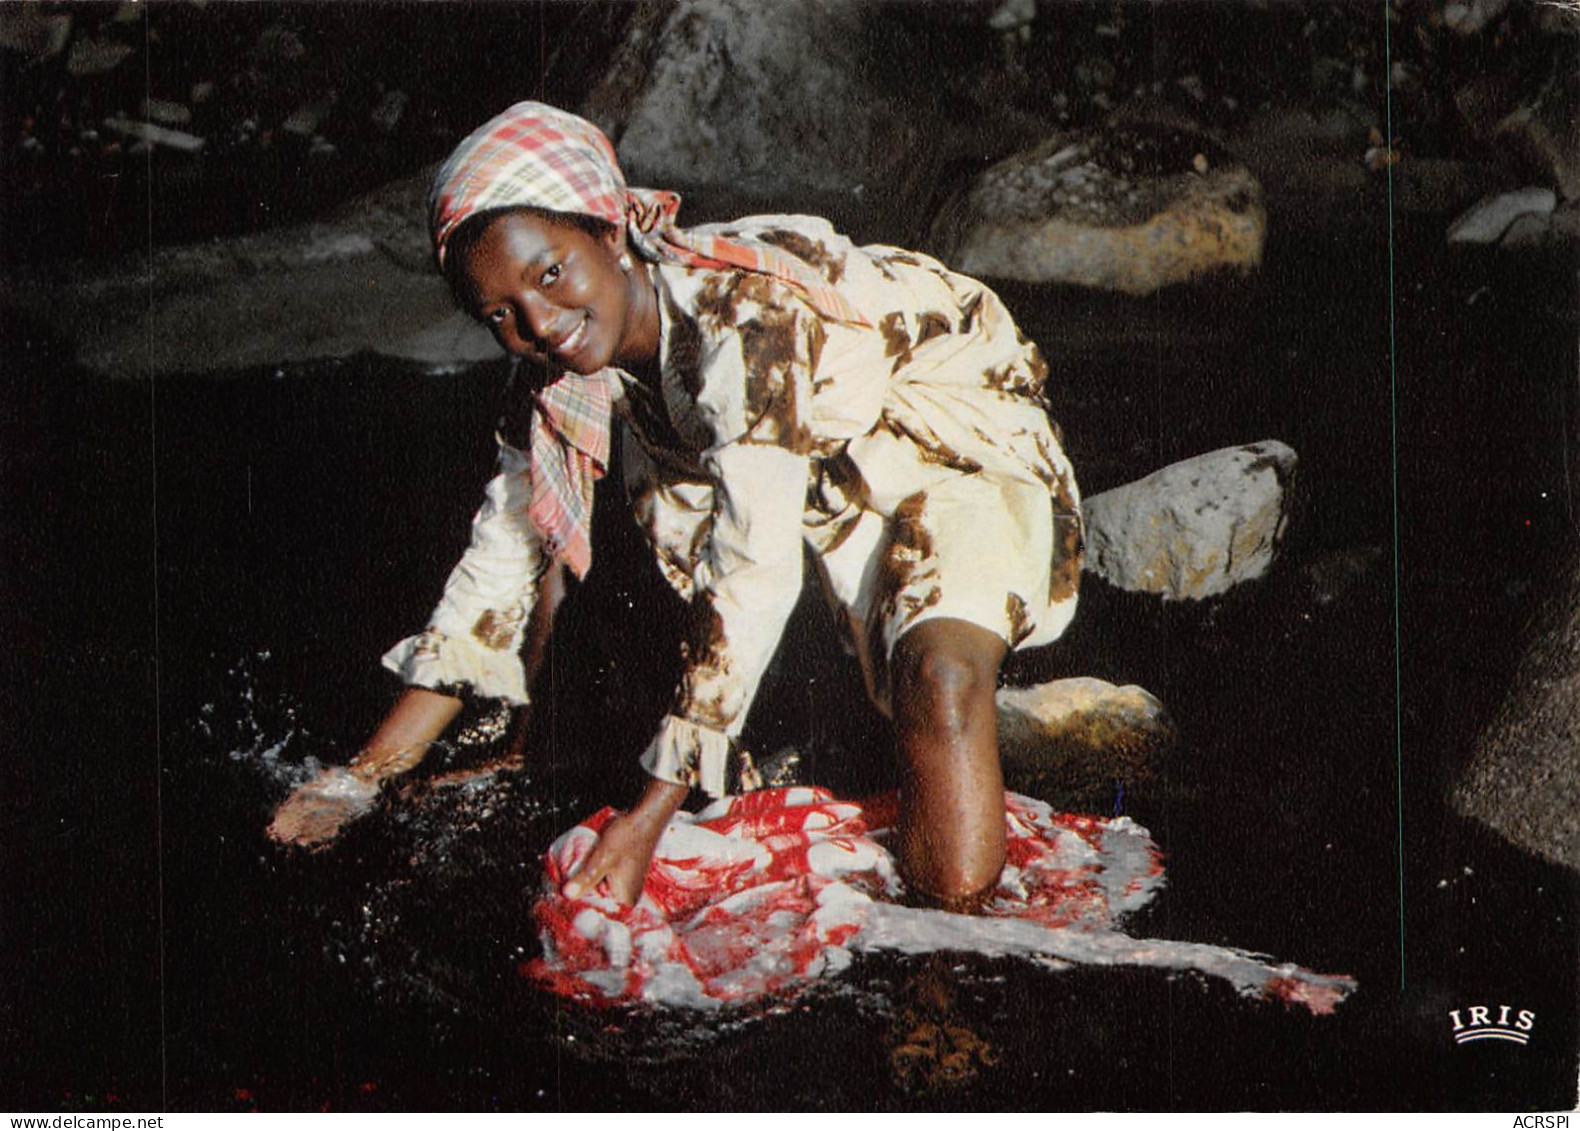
[{"xmin": 383, "ymin": 215, "xmax": 1082, "ymax": 797}]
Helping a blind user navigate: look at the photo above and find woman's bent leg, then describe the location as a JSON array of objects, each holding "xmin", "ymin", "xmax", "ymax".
[{"xmin": 889, "ymin": 617, "xmax": 1008, "ymax": 905}]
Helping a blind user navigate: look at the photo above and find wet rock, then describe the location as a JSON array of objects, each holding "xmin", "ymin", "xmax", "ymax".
[
  {"xmin": 1500, "ymin": 211, "xmax": 1553, "ymax": 247},
  {"xmin": 371, "ymin": 89, "xmax": 408, "ymax": 135},
  {"xmin": 67, "ymin": 37, "xmax": 136, "ymax": 77},
  {"xmin": 1537, "ymin": 0, "xmax": 1580, "ymax": 32},
  {"xmin": 1441, "ymin": 0, "xmax": 1513, "ymax": 35},
  {"xmin": 391, "ymin": 311, "xmax": 508, "ymax": 368},
  {"xmin": 102, "ymin": 117, "xmax": 205, "ymax": 156},
  {"xmin": 1453, "ymin": 50, "xmax": 1580, "ymax": 202},
  {"xmin": 996, "ymin": 678, "xmax": 1176, "ymax": 810},
  {"xmin": 1453, "ymin": 556, "xmax": 1580, "ymax": 873},
  {"xmin": 5, "ymin": 166, "xmax": 472, "ymax": 376},
  {"xmin": 590, "ymin": 0, "xmax": 923, "ymax": 206},
  {"xmin": 576, "ymin": 1, "xmax": 676, "ymax": 137},
  {"xmin": 1494, "ymin": 90, "xmax": 1580, "ymax": 203},
  {"xmin": 141, "ymin": 98, "xmax": 193, "ymax": 129},
  {"xmin": 1082, "ymin": 441, "xmax": 1297, "ymax": 601},
  {"xmin": 0, "ymin": 6, "xmax": 72, "ymax": 59},
  {"xmin": 987, "ymin": 0, "xmax": 1036, "ymax": 34},
  {"xmin": 282, "ymin": 95, "xmax": 335, "ymax": 139},
  {"xmin": 1447, "ymin": 187, "xmax": 1557, "ymax": 244},
  {"xmin": 931, "ymin": 116, "xmax": 1265, "ymax": 295}
]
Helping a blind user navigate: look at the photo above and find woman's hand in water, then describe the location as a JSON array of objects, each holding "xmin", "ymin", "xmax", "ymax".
[
  {"xmin": 563, "ymin": 778, "xmax": 690, "ymax": 905},
  {"xmin": 266, "ymin": 688, "xmax": 463, "ymax": 849}
]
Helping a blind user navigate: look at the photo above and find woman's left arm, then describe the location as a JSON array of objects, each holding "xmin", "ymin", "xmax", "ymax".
[
  {"xmin": 640, "ymin": 438, "xmax": 811, "ymax": 797},
  {"xmin": 559, "ymin": 438, "xmax": 807, "ymax": 900}
]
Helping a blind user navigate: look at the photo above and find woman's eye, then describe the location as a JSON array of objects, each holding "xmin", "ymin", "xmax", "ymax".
[
  {"xmin": 486, "ymin": 308, "xmax": 509, "ymax": 327},
  {"xmin": 542, "ymin": 263, "xmax": 562, "ymax": 286}
]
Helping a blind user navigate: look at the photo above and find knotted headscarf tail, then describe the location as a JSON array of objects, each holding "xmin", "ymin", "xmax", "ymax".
[
  {"xmin": 429, "ymin": 101, "xmax": 870, "ymax": 578},
  {"xmin": 526, "ymin": 371, "xmax": 610, "ymax": 579}
]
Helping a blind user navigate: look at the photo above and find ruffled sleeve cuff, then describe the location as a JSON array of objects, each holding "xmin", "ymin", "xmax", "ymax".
[
  {"xmin": 639, "ymin": 714, "xmax": 763, "ymax": 799},
  {"xmin": 381, "ymin": 627, "xmax": 530, "ymax": 706}
]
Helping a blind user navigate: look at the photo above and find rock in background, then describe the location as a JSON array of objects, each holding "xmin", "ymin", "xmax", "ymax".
[
  {"xmin": 1083, "ymin": 441, "xmax": 1298, "ymax": 601},
  {"xmin": 0, "ymin": 2, "xmax": 639, "ymax": 262},
  {"xmin": 580, "ymin": 0, "xmax": 1047, "ymax": 240},
  {"xmin": 929, "ymin": 114, "xmax": 1266, "ymax": 295},
  {"xmin": 1447, "ymin": 186, "xmax": 1558, "ymax": 244},
  {"xmin": 1452, "ymin": 556, "xmax": 1580, "ymax": 871},
  {"xmin": 10, "ymin": 1, "xmax": 1576, "ymax": 378},
  {"xmin": 997, "ymin": 678, "xmax": 1177, "ymax": 811},
  {"xmin": 592, "ymin": 0, "xmax": 912, "ymax": 202}
]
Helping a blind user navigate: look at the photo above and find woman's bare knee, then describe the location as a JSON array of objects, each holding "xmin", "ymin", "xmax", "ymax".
[
  {"xmin": 889, "ymin": 618, "xmax": 1009, "ymax": 906},
  {"xmin": 892, "ymin": 619, "xmax": 1004, "ymax": 737}
]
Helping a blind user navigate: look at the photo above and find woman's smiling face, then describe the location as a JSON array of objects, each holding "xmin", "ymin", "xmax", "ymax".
[{"xmin": 461, "ymin": 209, "xmax": 655, "ymax": 376}]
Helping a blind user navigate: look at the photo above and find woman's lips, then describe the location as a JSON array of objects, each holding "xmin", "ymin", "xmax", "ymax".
[{"xmin": 552, "ymin": 315, "xmax": 590, "ymax": 364}]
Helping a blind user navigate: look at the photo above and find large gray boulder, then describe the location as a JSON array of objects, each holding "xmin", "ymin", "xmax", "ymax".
[
  {"xmin": 929, "ymin": 116, "xmax": 1265, "ymax": 295},
  {"xmin": 1452, "ymin": 556, "xmax": 1580, "ymax": 872},
  {"xmin": 592, "ymin": 0, "xmax": 921, "ymax": 207},
  {"xmin": 1082, "ymin": 441, "xmax": 1297, "ymax": 600}
]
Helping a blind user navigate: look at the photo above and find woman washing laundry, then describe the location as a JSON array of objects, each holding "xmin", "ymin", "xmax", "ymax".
[{"xmin": 268, "ymin": 101, "xmax": 1083, "ymax": 911}]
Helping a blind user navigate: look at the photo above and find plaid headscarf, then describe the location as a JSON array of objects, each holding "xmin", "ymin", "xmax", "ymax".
[{"xmin": 430, "ymin": 101, "xmax": 868, "ymax": 577}]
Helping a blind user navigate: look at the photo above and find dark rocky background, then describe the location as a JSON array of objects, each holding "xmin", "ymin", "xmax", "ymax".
[{"xmin": 2, "ymin": 0, "xmax": 1576, "ymax": 257}]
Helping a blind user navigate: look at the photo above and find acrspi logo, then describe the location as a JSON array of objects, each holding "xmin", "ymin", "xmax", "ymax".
[{"xmin": 1449, "ymin": 1004, "xmax": 1536, "ymax": 1045}]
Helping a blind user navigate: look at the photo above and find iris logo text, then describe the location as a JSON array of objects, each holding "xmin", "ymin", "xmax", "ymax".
[{"xmin": 1449, "ymin": 1004, "xmax": 1535, "ymax": 1045}]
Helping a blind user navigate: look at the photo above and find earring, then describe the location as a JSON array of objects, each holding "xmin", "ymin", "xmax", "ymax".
[{"xmin": 619, "ymin": 253, "xmax": 633, "ymax": 273}]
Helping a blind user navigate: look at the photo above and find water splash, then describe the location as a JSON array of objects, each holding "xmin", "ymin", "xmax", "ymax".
[
  {"xmin": 193, "ymin": 650, "xmax": 520, "ymax": 795},
  {"xmin": 193, "ymin": 651, "xmax": 328, "ymax": 790}
]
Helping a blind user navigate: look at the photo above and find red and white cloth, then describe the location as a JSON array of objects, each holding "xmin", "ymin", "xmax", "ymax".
[{"xmin": 527, "ymin": 787, "xmax": 1356, "ymax": 1015}]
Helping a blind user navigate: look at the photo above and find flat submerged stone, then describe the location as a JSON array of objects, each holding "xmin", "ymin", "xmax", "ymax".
[{"xmin": 996, "ymin": 677, "xmax": 1176, "ymax": 810}]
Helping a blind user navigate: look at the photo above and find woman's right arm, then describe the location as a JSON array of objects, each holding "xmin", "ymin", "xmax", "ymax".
[
  {"xmin": 349, "ymin": 686, "xmax": 465, "ymax": 779},
  {"xmin": 268, "ymin": 683, "xmax": 470, "ymax": 848},
  {"xmin": 356, "ymin": 550, "xmax": 566, "ymax": 778},
  {"xmin": 379, "ymin": 437, "xmax": 548, "ymax": 705},
  {"xmin": 268, "ymin": 438, "xmax": 548, "ymax": 847}
]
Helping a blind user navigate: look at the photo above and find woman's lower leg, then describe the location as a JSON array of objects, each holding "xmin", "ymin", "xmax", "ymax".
[{"xmin": 890, "ymin": 618, "xmax": 1008, "ymax": 904}]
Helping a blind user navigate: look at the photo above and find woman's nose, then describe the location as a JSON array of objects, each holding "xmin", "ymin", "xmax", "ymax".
[{"xmin": 518, "ymin": 293, "xmax": 565, "ymax": 347}]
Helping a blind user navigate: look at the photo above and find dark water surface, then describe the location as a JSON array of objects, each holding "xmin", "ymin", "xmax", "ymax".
[{"xmin": 4, "ymin": 227, "xmax": 1577, "ymax": 1111}]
